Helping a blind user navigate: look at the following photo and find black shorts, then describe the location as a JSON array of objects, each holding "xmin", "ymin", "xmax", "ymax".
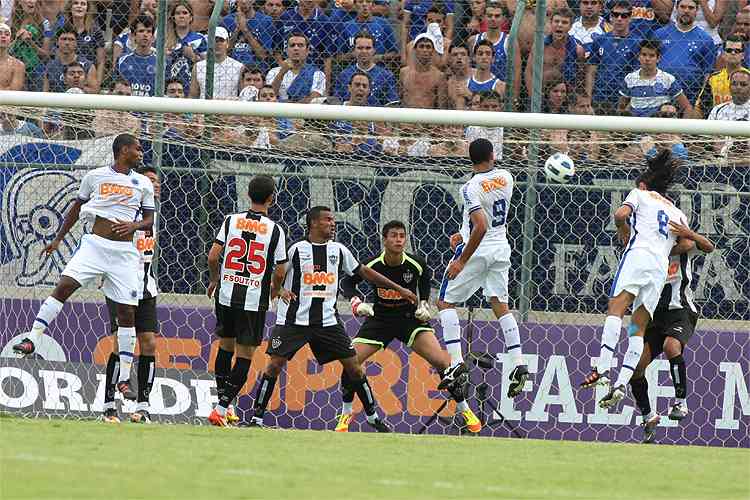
[
  {"xmin": 107, "ymin": 296, "xmax": 158, "ymax": 334},
  {"xmin": 645, "ymin": 308, "xmax": 697, "ymax": 358},
  {"xmin": 214, "ymin": 302, "xmax": 267, "ymax": 347},
  {"xmin": 354, "ymin": 316, "xmax": 434, "ymax": 349},
  {"xmin": 267, "ymin": 323, "xmax": 357, "ymax": 365}
]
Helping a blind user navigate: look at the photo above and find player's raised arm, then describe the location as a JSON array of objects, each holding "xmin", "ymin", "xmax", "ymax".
[
  {"xmin": 668, "ymin": 220, "xmax": 716, "ymax": 253},
  {"xmin": 357, "ymin": 265, "xmax": 417, "ymax": 304}
]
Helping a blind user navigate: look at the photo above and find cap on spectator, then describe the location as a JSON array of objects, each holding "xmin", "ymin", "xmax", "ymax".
[
  {"xmin": 0, "ymin": 22, "xmax": 11, "ymax": 34},
  {"xmin": 214, "ymin": 26, "xmax": 229, "ymax": 40},
  {"xmin": 414, "ymin": 33, "xmax": 442, "ymax": 55},
  {"xmin": 239, "ymin": 85, "xmax": 259, "ymax": 102}
]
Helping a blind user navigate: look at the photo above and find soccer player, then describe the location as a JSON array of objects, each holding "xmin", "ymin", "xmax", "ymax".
[
  {"xmin": 437, "ymin": 138, "xmax": 529, "ymax": 399},
  {"xmin": 205, "ymin": 175, "xmax": 288, "ymax": 427},
  {"xmin": 631, "ymin": 222, "xmax": 714, "ymax": 443},
  {"xmin": 337, "ymin": 220, "xmax": 481, "ymax": 433},
  {"xmin": 581, "ymin": 149, "xmax": 689, "ymax": 409},
  {"xmin": 249, "ymin": 206, "xmax": 417, "ymax": 430},
  {"xmin": 101, "ymin": 165, "xmax": 160, "ymax": 424},
  {"xmin": 13, "ymin": 135, "xmax": 155, "ymax": 405}
]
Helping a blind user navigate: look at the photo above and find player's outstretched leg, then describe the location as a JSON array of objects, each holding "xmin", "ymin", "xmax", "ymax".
[
  {"xmin": 665, "ymin": 337, "xmax": 688, "ymax": 421},
  {"xmin": 488, "ymin": 298, "xmax": 529, "ymax": 398},
  {"xmin": 582, "ymin": 292, "xmax": 634, "ymax": 390},
  {"xmin": 340, "ymin": 356, "xmax": 390, "ymax": 432},
  {"xmin": 600, "ymin": 307, "xmax": 649, "ymax": 409},
  {"xmin": 12, "ymin": 278, "xmax": 79, "ymax": 355},
  {"xmin": 336, "ymin": 343, "xmax": 380, "ymax": 432},
  {"xmin": 209, "ymin": 341, "xmax": 235, "ymax": 427},
  {"xmin": 102, "ymin": 352, "xmax": 121, "ymax": 423},
  {"xmin": 131, "ymin": 332, "xmax": 157, "ymax": 424},
  {"xmin": 249, "ymin": 356, "xmax": 286, "ymax": 427}
]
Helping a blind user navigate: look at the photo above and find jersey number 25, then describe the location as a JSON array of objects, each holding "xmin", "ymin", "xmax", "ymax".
[{"xmin": 225, "ymin": 238, "xmax": 266, "ymax": 274}]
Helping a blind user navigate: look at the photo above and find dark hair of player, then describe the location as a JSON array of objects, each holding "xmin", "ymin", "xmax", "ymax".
[
  {"xmin": 469, "ymin": 138, "xmax": 493, "ymax": 165},
  {"xmin": 247, "ymin": 175, "xmax": 276, "ymax": 204},
  {"xmin": 112, "ymin": 134, "xmax": 138, "ymax": 157},
  {"xmin": 640, "ymin": 39, "xmax": 661, "ymax": 56},
  {"xmin": 138, "ymin": 164, "xmax": 157, "ymax": 175},
  {"xmin": 637, "ymin": 148, "xmax": 676, "ymax": 196},
  {"xmin": 131, "ymin": 14, "xmax": 155, "ymax": 34},
  {"xmin": 382, "ymin": 220, "xmax": 406, "ymax": 238},
  {"xmin": 306, "ymin": 205, "xmax": 332, "ymax": 234}
]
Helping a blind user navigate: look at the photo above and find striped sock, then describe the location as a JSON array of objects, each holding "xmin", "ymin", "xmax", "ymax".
[
  {"xmin": 28, "ymin": 297, "xmax": 64, "ymax": 343},
  {"xmin": 499, "ymin": 312, "xmax": 523, "ymax": 367}
]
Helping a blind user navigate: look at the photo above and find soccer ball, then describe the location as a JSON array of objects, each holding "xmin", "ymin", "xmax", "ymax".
[{"xmin": 544, "ymin": 152, "xmax": 576, "ymax": 184}]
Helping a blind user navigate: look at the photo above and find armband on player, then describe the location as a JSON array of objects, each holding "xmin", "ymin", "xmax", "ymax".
[
  {"xmin": 414, "ymin": 300, "xmax": 432, "ymax": 322},
  {"xmin": 350, "ymin": 296, "xmax": 374, "ymax": 317}
]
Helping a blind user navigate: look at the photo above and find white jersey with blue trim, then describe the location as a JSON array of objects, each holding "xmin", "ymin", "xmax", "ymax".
[
  {"xmin": 78, "ymin": 166, "xmax": 156, "ymax": 224},
  {"xmin": 459, "ymin": 168, "xmax": 514, "ymax": 246},
  {"xmin": 622, "ymin": 188, "xmax": 687, "ymax": 266}
]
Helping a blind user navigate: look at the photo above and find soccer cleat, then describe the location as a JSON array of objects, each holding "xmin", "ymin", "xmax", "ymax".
[
  {"xmin": 438, "ymin": 362, "xmax": 469, "ymax": 390},
  {"xmin": 116, "ymin": 380, "xmax": 137, "ymax": 401},
  {"xmin": 12, "ymin": 337, "xmax": 35, "ymax": 356},
  {"xmin": 367, "ymin": 417, "xmax": 391, "ymax": 433},
  {"xmin": 101, "ymin": 408, "xmax": 120, "ymax": 423},
  {"xmin": 461, "ymin": 409, "xmax": 482, "ymax": 434},
  {"xmin": 335, "ymin": 413, "xmax": 353, "ymax": 432},
  {"xmin": 508, "ymin": 365, "xmax": 530, "ymax": 398},
  {"xmin": 225, "ymin": 404, "xmax": 240, "ymax": 425},
  {"xmin": 208, "ymin": 408, "xmax": 229, "ymax": 427},
  {"xmin": 247, "ymin": 416, "xmax": 266, "ymax": 428},
  {"xmin": 130, "ymin": 409, "xmax": 152, "ymax": 424},
  {"xmin": 599, "ymin": 384, "xmax": 627, "ymax": 409},
  {"xmin": 668, "ymin": 402, "xmax": 688, "ymax": 421},
  {"xmin": 580, "ymin": 368, "xmax": 610, "ymax": 389},
  {"xmin": 641, "ymin": 414, "xmax": 660, "ymax": 444}
]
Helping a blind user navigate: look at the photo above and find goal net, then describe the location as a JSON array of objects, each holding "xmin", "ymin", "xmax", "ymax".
[{"xmin": 0, "ymin": 94, "xmax": 747, "ymax": 447}]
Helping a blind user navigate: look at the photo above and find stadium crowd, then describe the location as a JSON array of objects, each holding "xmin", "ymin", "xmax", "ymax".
[{"xmin": 0, "ymin": 0, "xmax": 749, "ymax": 159}]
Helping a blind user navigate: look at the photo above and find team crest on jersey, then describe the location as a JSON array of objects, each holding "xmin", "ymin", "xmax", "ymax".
[
  {"xmin": 271, "ymin": 336, "xmax": 282, "ymax": 349},
  {"xmin": 328, "ymin": 254, "xmax": 338, "ymax": 265},
  {"xmin": 403, "ymin": 270, "xmax": 414, "ymax": 283},
  {"xmin": 131, "ymin": 178, "xmax": 139, "ymax": 185},
  {"xmin": 130, "ymin": 290, "xmax": 138, "ymax": 298}
]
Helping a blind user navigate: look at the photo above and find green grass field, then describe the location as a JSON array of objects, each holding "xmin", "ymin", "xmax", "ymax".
[{"xmin": 1, "ymin": 417, "xmax": 748, "ymax": 500}]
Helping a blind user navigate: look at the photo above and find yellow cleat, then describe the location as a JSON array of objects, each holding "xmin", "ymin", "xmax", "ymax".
[
  {"xmin": 225, "ymin": 404, "xmax": 240, "ymax": 425},
  {"xmin": 335, "ymin": 413, "xmax": 353, "ymax": 432},
  {"xmin": 461, "ymin": 409, "xmax": 482, "ymax": 433}
]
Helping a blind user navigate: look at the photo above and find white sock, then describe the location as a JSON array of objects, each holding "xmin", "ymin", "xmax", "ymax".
[
  {"xmin": 365, "ymin": 412, "xmax": 377, "ymax": 424},
  {"xmin": 29, "ymin": 297, "xmax": 64, "ymax": 342},
  {"xmin": 456, "ymin": 400, "xmax": 469, "ymax": 412},
  {"xmin": 597, "ymin": 316, "xmax": 622, "ymax": 373},
  {"xmin": 342, "ymin": 402, "xmax": 353, "ymax": 415},
  {"xmin": 614, "ymin": 336, "xmax": 643, "ymax": 388},
  {"xmin": 116, "ymin": 327, "xmax": 136, "ymax": 383},
  {"xmin": 439, "ymin": 308, "xmax": 463, "ymax": 365},
  {"xmin": 499, "ymin": 312, "xmax": 523, "ymax": 367}
]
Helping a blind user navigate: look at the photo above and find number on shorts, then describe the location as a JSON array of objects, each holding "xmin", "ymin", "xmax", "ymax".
[
  {"xmin": 657, "ymin": 210, "xmax": 669, "ymax": 238},
  {"xmin": 225, "ymin": 238, "xmax": 267, "ymax": 274},
  {"xmin": 492, "ymin": 199, "xmax": 507, "ymax": 228}
]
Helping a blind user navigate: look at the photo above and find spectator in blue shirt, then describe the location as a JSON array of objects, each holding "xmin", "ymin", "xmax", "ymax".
[
  {"xmin": 618, "ymin": 39, "xmax": 693, "ymax": 117},
  {"xmin": 263, "ymin": 0, "xmax": 285, "ymax": 64},
  {"xmin": 730, "ymin": 9, "xmax": 750, "ymax": 68},
  {"xmin": 222, "ymin": 0, "xmax": 274, "ymax": 71},
  {"xmin": 329, "ymin": 0, "xmax": 358, "ymax": 26},
  {"xmin": 116, "ymin": 15, "xmax": 158, "ymax": 97},
  {"xmin": 640, "ymin": 103, "xmax": 689, "ymax": 162},
  {"xmin": 165, "ymin": 1, "xmax": 207, "ymax": 92},
  {"xmin": 340, "ymin": 0, "xmax": 399, "ymax": 67},
  {"xmin": 402, "ymin": 0, "xmax": 455, "ymax": 56},
  {"xmin": 654, "ymin": 0, "xmax": 715, "ymax": 106},
  {"xmin": 334, "ymin": 31, "xmax": 398, "ymax": 106},
  {"xmin": 43, "ymin": 24, "xmax": 98, "ymax": 93},
  {"xmin": 624, "ymin": 0, "xmax": 672, "ymax": 39},
  {"xmin": 586, "ymin": 0, "xmax": 641, "ymax": 116},
  {"xmin": 279, "ymin": 0, "xmax": 336, "ymax": 82},
  {"xmin": 332, "ymin": 72, "xmax": 380, "ymax": 153}
]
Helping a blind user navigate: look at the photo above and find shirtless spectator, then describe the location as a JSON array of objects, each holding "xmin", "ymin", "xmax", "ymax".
[
  {"xmin": 504, "ymin": 0, "xmax": 568, "ymax": 59},
  {"xmin": 93, "ymin": 80, "xmax": 142, "ymax": 138},
  {"xmin": 400, "ymin": 32, "xmax": 447, "ymax": 109},
  {"xmin": 446, "ymin": 44, "xmax": 472, "ymax": 109},
  {"xmin": 405, "ymin": 7, "xmax": 451, "ymax": 70},
  {"xmin": 0, "ymin": 23, "xmax": 25, "ymax": 91}
]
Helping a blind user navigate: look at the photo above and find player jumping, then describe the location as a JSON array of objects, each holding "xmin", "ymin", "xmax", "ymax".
[
  {"xmin": 437, "ymin": 138, "xmax": 529, "ymax": 400},
  {"xmin": 338, "ymin": 220, "xmax": 481, "ymax": 433},
  {"xmin": 102, "ymin": 165, "xmax": 161, "ymax": 424},
  {"xmin": 206, "ymin": 175, "xmax": 288, "ymax": 427},
  {"xmin": 581, "ymin": 149, "xmax": 689, "ymax": 410},
  {"xmin": 249, "ymin": 206, "xmax": 417, "ymax": 431},
  {"xmin": 631, "ymin": 221, "xmax": 714, "ymax": 443},
  {"xmin": 14, "ymin": 135, "xmax": 155, "ymax": 406}
]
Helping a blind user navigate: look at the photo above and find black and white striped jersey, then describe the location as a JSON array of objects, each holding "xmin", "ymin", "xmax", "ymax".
[
  {"xmin": 276, "ymin": 240, "xmax": 361, "ymax": 327},
  {"xmin": 214, "ymin": 210, "xmax": 287, "ymax": 312},
  {"xmin": 656, "ymin": 248, "xmax": 698, "ymax": 314},
  {"xmin": 134, "ymin": 225, "xmax": 158, "ymax": 300}
]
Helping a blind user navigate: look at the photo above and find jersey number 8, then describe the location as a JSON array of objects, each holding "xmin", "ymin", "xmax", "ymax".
[{"xmin": 225, "ymin": 238, "xmax": 267, "ymax": 274}]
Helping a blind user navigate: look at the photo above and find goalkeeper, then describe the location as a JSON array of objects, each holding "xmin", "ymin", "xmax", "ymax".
[{"xmin": 338, "ymin": 220, "xmax": 480, "ymax": 433}]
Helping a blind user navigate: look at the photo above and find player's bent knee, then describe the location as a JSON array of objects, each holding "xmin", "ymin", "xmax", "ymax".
[
  {"xmin": 52, "ymin": 277, "xmax": 81, "ymax": 302},
  {"xmin": 137, "ymin": 332, "xmax": 157, "ymax": 355},
  {"xmin": 115, "ymin": 305, "xmax": 136, "ymax": 328},
  {"xmin": 219, "ymin": 337, "xmax": 235, "ymax": 352},
  {"xmin": 341, "ymin": 357, "xmax": 365, "ymax": 379},
  {"xmin": 663, "ymin": 337, "xmax": 683, "ymax": 358},
  {"xmin": 235, "ymin": 344, "xmax": 256, "ymax": 360}
]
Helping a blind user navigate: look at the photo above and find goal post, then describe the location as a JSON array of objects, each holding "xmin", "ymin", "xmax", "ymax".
[{"xmin": 0, "ymin": 92, "xmax": 747, "ymax": 446}]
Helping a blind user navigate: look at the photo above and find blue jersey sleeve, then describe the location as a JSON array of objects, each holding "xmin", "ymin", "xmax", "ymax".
[{"xmin": 382, "ymin": 20, "xmax": 398, "ymax": 53}]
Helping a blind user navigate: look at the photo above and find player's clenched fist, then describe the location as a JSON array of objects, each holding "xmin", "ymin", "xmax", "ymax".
[
  {"xmin": 449, "ymin": 232, "xmax": 462, "ymax": 251},
  {"xmin": 414, "ymin": 300, "xmax": 432, "ymax": 322}
]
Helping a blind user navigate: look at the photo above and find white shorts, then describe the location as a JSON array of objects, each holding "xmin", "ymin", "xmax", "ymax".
[
  {"xmin": 62, "ymin": 234, "xmax": 141, "ymax": 306},
  {"xmin": 609, "ymin": 248, "xmax": 667, "ymax": 317},
  {"xmin": 439, "ymin": 242, "xmax": 511, "ymax": 304}
]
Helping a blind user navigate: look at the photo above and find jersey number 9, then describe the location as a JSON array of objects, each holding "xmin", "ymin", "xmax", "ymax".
[
  {"xmin": 492, "ymin": 199, "xmax": 507, "ymax": 227},
  {"xmin": 657, "ymin": 210, "xmax": 669, "ymax": 239}
]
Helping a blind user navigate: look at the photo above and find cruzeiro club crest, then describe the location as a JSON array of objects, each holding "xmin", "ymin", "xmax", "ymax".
[{"xmin": 403, "ymin": 270, "xmax": 414, "ymax": 283}]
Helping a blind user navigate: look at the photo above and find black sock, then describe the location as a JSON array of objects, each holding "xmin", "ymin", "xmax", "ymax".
[
  {"xmin": 630, "ymin": 376, "xmax": 651, "ymax": 416},
  {"xmin": 104, "ymin": 353, "xmax": 119, "ymax": 404},
  {"xmin": 220, "ymin": 357, "xmax": 251, "ymax": 408},
  {"xmin": 341, "ymin": 371, "xmax": 355, "ymax": 404},
  {"xmin": 253, "ymin": 373, "xmax": 277, "ymax": 418},
  {"xmin": 215, "ymin": 348, "xmax": 233, "ymax": 401},
  {"xmin": 669, "ymin": 354, "xmax": 687, "ymax": 399},
  {"xmin": 351, "ymin": 377, "xmax": 377, "ymax": 417},
  {"xmin": 137, "ymin": 355, "xmax": 156, "ymax": 404}
]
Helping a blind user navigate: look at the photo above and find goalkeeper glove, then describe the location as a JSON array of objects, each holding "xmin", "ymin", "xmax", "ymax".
[
  {"xmin": 414, "ymin": 300, "xmax": 432, "ymax": 322},
  {"xmin": 350, "ymin": 296, "xmax": 374, "ymax": 317}
]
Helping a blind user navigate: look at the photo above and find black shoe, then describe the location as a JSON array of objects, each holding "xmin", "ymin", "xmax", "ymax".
[
  {"xmin": 508, "ymin": 365, "xmax": 529, "ymax": 398},
  {"xmin": 438, "ymin": 362, "xmax": 469, "ymax": 390},
  {"xmin": 367, "ymin": 417, "xmax": 391, "ymax": 433},
  {"xmin": 599, "ymin": 384, "xmax": 626, "ymax": 409},
  {"xmin": 247, "ymin": 417, "xmax": 267, "ymax": 428},
  {"xmin": 12, "ymin": 337, "xmax": 35, "ymax": 356},
  {"xmin": 446, "ymin": 372, "xmax": 470, "ymax": 402},
  {"xmin": 641, "ymin": 414, "xmax": 660, "ymax": 444},
  {"xmin": 668, "ymin": 402, "xmax": 688, "ymax": 421},
  {"xmin": 117, "ymin": 380, "xmax": 137, "ymax": 401}
]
